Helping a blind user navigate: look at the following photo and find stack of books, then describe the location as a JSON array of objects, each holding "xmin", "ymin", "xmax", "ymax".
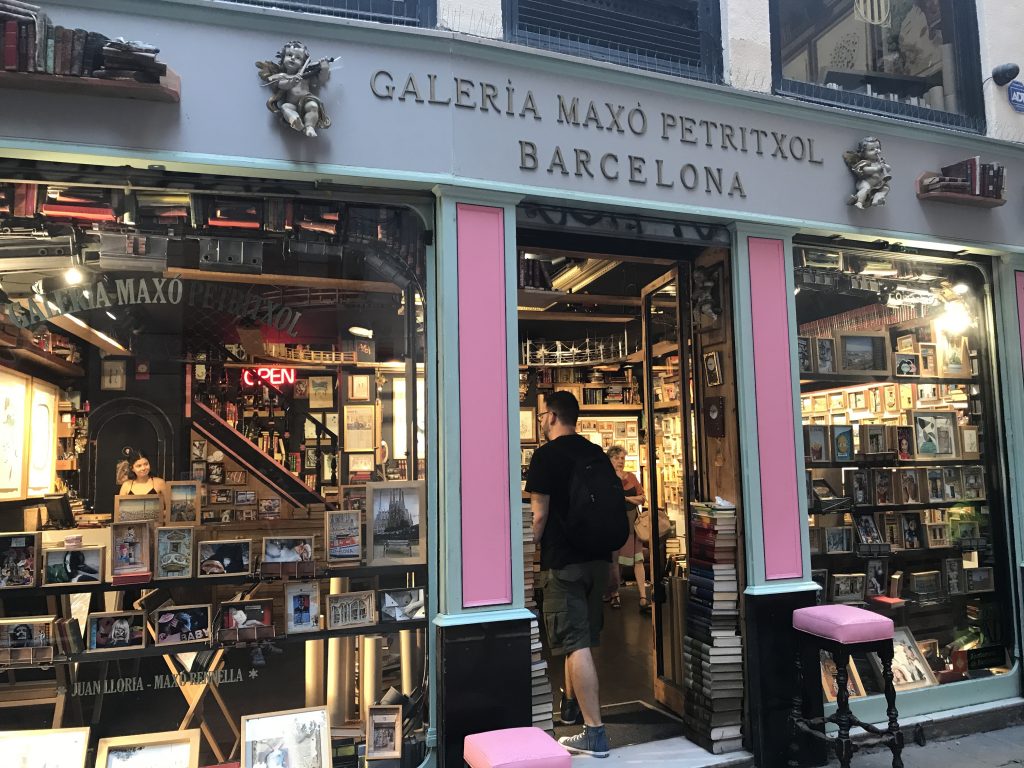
[
  {"xmin": 523, "ymin": 502, "xmax": 553, "ymax": 733},
  {"xmin": 919, "ymin": 156, "xmax": 1006, "ymax": 199},
  {"xmin": 54, "ymin": 617, "xmax": 84, "ymax": 656},
  {"xmin": 683, "ymin": 501, "xmax": 742, "ymax": 754},
  {"xmin": 518, "ymin": 257, "xmax": 554, "ymax": 290},
  {"xmin": 95, "ymin": 37, "xmax": 166, "ymax": 83}
]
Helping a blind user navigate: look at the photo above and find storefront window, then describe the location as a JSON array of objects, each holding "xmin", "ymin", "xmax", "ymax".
[
  {"xmin": 795, "ymin": 241, "xmax": 1011, "ymax": 697},
  {"xmin": 773, "ymin": 0, "xmax": 984, "ymax": 131},
  {"xmin": 0, "ymin": 179, "xmax": 430, "ymax": 765}
]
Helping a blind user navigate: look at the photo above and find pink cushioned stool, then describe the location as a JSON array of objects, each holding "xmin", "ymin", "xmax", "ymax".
[
  {"xmin": 788, "ymin": 605, "xmax": 904, "ymax": 768},
  {"xmin": 464, "ymin": 727, "xmax": 570, "ymax": 768}
]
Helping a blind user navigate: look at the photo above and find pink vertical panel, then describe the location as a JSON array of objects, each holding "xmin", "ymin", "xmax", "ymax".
[
  {"xmin": 748, "ymin": 237, "xmax": 803, "ymax": 580},
  {"xmin": 1017, "ymin": 272, "xmax": 1024, "ymax": 374},
  {"xmin": 457, "ymin": 203, "xmax": 513, "ymax": 607}
]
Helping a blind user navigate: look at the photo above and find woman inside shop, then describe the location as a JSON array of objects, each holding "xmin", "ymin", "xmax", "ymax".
[
  {"xmin": 118, "ymin": 448, "xmax": 167, "ymax": 501},
  {"xmin": 604, "ymin": 445, "xmax": 650, "ymax": 611}
]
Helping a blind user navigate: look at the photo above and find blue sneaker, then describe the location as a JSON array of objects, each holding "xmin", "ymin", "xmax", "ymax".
[
  {"xmin": 559, "ymin": 688, "xmax": 582, "ymax": 726},
  {"xmin": 559, "ymin": 725, "xmax": 609, "ymax": 758}
]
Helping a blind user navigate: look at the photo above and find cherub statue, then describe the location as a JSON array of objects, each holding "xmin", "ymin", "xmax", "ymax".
[
  {"xmin": 844, "ymin": 136, "xmax": 892, "ymax": 209},
  {"xmin": 256, "ymin": 41, "xmax": 337, "ymax": 138}
]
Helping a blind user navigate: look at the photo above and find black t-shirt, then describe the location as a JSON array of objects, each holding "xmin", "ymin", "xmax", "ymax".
[{"xmin": 526, "ymin": 433, "xmax": 609, "ymax": 570}]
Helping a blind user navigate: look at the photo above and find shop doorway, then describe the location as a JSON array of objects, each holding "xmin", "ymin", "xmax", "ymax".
[{"xmin": 517, "ymin": 208, "xmax": 742, "ymax": 748}]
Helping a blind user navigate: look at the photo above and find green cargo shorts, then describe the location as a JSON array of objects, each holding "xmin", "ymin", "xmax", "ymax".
[{"xmin": 540, "ymin": 560, "xmax": 608, "ymax": 656}]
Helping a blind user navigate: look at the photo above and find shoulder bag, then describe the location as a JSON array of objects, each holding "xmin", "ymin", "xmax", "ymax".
[{"xmin": 634, "ymin": 506, "xmax": 672, "ymax": 543}]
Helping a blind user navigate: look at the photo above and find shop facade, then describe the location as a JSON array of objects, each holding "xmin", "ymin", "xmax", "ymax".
[{"xmin": 0, "ymin": 2, "xmax": 1022, "ymax": 768}]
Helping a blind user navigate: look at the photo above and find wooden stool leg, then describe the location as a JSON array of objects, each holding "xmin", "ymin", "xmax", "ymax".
[
  {"xmin": 832, "ymin": 649, "xmax": 855, "ymax": 768},
  {"xmin": 879, "ymin": 643, "xmax": 905, "ymax": 768}
]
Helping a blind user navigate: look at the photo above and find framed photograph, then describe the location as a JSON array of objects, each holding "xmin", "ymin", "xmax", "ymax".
[
  {"xmin": 814, "ymin": 338, "xmax": 836, "ymax": 374},
  {"xmin": 164, "ymin": 481, "xmax": 200, "ymax": 524},
  {"xmin": 258, "ymin": 498, "xmax": 282, "ymax": 519},
  {"xmin": 942, "ymin": 467, "xmax": 963, "ymax": 501},
  {"xmin": 190, "ymin": 439, "xmax": 207, "ymax": 461},
  {"xmin": 859, "ymin": 424, "xmax": 888, "ymax": 455},
  {"xmin": 882, "ymin": 384, "xmax": 898, "ymax": 412},
  {"xmin": 837, "ymin": 332, "xmax": 890, "ymax": 376},
  {"xmin": 348, "ymin": 374, "xmax": 372, "ymax": 402},
  {"xmin": 284, "ymin": 582, "xmax": 321, "ymax": 633},
  {"xmin": 235, "ymin": 490, "xmax": 257, "ymax": 505},
  {"xmin": 811, "ymin": 394, "xmax": 828, "ymax": 413},
  {"xmin": 221, "ymin": 599, "xmax": 274, "ymax": 641},
  {"xmin": 808, "ymin": 527, "xmax": 825, "ymax": 555},
  {"xmin": 924, "ymin": 468, "xmax": 944, "ymax": 503},
  {"xmin": 380, "ymin": 587, "xmax": 426, "ymax": 622},
  {"xmin": 366, "ymin": 705, "xmax": 403, "ymax": 761},
  {"xmin": 308, "ymin": 376, "xmax": 335, "ymax": 410},
  {"xmin": 865, "ymin": 559, "xmax": 888, "ymax": 597},
  {"xmin": 197, "ymin": 539, "xmax": 252, "ymax": 577},
  {"xmin": 156, "ymin": 527, "xmax": 195, "ymax": 579},
  {"xmin": 113, "ymin": 494, "xmax": 163, "ymax": 524},
  {"xmin": 844, "ymin": 469, "xmax": 870, "ymax": 506},
  {"xmin": 190, "ymin": 460, "xmax": 207, "ymax": 482},
  {"xmin": 303, "ymin": 447, "xmax": 319, "ymax": 470},
  {"xmin": 939, "ymin": 336, "xmax": 968, "ymax": 377},
  {"xmin": 519, "ymin": 407, "xmax": 538, "ymax": 444},
  {"xmin": 241, "ymin": 706, "xmax": 331, "ymax": 768},
  {"xmin": 830, "ymin": 572, "xmax": 865, "ymax": 603},
  {"xmin": 912, "ymin": 411, "xmax": 958, "ymax": 459},
  {"xmin": 262, "ymin": 537, "xmax": 314, "ymax": 566},
  {"xmin": 100, "ymin": 359, "xmax": 127, "ymax": 391},
  {"xmin": 966, "ymin": 566, "xmax": 995, "ymax": 593},
  {"xmin": 225, "ymin": 469, "xmax": 247, "ymax": 485},
  {"xmin": 96, "ymin": 730, "xmax": 200, "ymax": 768},
  {"xmin": 895, "ymin": 334, "xmax": 916, "ymax": 353},
  {"xmin": 343, "ymin": 405, "xmax": 376, "ymax": 452},
  {"xmin": 959, "ymin": 426, "xmax": 981, "ymax": 460},
  {"xmin": 0, "ymin": 532, "xmax": 39, "ymax": 589},
  {"xmin": 111, "ymin": 523, "xmax": 151, "ymax": 577},
  {"xmin": 944, "ymin": 558, "xmax": 965, "ymax": 595},
  {"xmin": 926, "ymin": 523, "xmax": 949, "ymax": 548},
  {"xmin": 87, "ymin": 611, "xmax": 146, "ymax": 651},
  {"xmin": 899, "ymin": 513, "xmax": 925, "ymax": 550},
  {"xmin": 326, "ymin": 510, "xmax": 362, "ymax": 563},
  {"xmin": 824, "ymin": 527, "xmax": 853, "ymax": 554},
  {"xmin": 703, "ymin": 351, "xmax": 723, "ymax": 387},
  {"xmin": 916, "ymin": 383, "xmax": 940, "ymax": 404},
  {"xmin": 810, "ymin": 568, "xmax": 828, "ymax": 603},
  {"xmin": 853, "ymin": 514, "xmax": 883, "ymax": 545},
  {"xmin": 955, "ymin": 519, "xmax": 980, "ymax": 540},
  {"xmin": 870, "ymin": 626, "xmax": 938, "ymax": 691},
  {"xmin": 42, "ymin": 546, "xmax": 103, "ymax": 585},
  {"xmin": 894, "ymin": 353, "xmax": 921, "ymax": 377},
  {"xmin": 804, "ymin": 425, "xmax": 830, "ymax": 463},
  {"xmin": 962, "ymin": 466, "xmax": 986, "ymax": 500},
  {"xmin": 212, "ymin": 488, "xmax": 234, "ymax": 505},
  {"xmin": 797, "ymin": 336, "xmax": 814, "ymax": 374},
  {"xmin": 327, "ymin": 590, "xmax": 377, "ymax": 629},
  {"xmin": 828, "ymin": 392, "xmax": 847, "ymax": 412},
  {"xmin": 207, "ymin": 462, "xmax": 225, "ymax": 485},
  {"xmin": 881, "ymin": 512, "xmax": 902, "ymax": 549},
  {"xmin": 895, "ymin": 426, "xmax": 915, "ymax": 461},
  {"xmin": 918, "ymin": 343, "xmax": 938, "ymax": 376},
  {"xmin": 349, "ymin": 453, "xmax": 375, "ymax": 474},
  {"xmin": 0, "ymin": 727, "xmax": 89, "ymax": 768},
  {"xmin": 366, "ymin": 481, "xmax": 426, "ymax": 567},
  {"xmin": 293, "ymin": 379, "xmax": 309, "ymax": 399},
  {"xmin": 153, "ymin": 605, "xmax": 211, "ymax": 646},
  {"xmin": 820, "ymin": 651, "xmax": 866, "ymax": 702},
  {"xmin": 830, "ymin": 425, "xmax": 854, "ymax": 462},
  {"xmin": 898, "ymin": 383, "xmax": 915, "ymax": 410},
  {"xmin": 873, "ymin": 469, "xmax": 894, "ymax": 505}
]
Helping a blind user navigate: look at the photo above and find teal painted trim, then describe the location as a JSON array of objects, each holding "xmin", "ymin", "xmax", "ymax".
[
  {"xmin": 3, "ymin": 142, "xmax": 1024, "ymax": 257},
  {"xmin": 744, "ymin": 580, "xmax": 819, "ymax": 596},
  {"xmin": 432, "ymin": 608, "xmax": 538, "ymax": 627},
  {"xmin": 422, "ymin": 223, "xmax": 440, "ymax": 757}
]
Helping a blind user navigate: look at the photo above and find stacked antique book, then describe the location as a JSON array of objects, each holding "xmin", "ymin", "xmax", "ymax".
[
  {"xmin": 523, "ymin": 502, "xmax": 553, "ymax": 733},
  {"xmin": 683, "ymin": 500, "xmax": 742, "ymax": 754}
]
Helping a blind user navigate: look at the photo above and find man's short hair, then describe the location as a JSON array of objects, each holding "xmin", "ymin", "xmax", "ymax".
[{"xmin": 544, "ymin": 391, "xmax": 579, "ymax": 426}]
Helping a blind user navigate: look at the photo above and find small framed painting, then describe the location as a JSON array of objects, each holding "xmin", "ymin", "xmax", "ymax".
[
  {"xmin": 366, "ymin": 481, "xmax": 426, "ymax": 567},
  {"xmin": 155, "ymin": 527, "xmax": 195, "ymax": 579},
  {"xmin": 241, "ymin": 706, "xmax": 331, "ymax": 768},
  {"xmin": 212, "ymin": 488, "xmax": 234, "ymax": 504},
  {"xmin": 293, "ymin": 379, "xmax": 309, "ymax": 399},
  {"xmin": 894, "ymin": 353, "xmax": 920, "ymax": 377},
  {"xmin": 519, "ymin": 407, "xmax": 538, "ymax": 444},
  {"xmin": 830, "ymin": 572, "xmax": 865, "ymax": 603},
  {"xmin": 0, "ymin": 532, "xmax": 39, "ymax": 589},
  {"xmin": 262, "ymin": 537, "xmax": 315, "ymax": 565},
  {"xmin": 100, "ymin": 359, "xmax": 127, "ymax": 391},
  {"xmin": 327, "ymin": 590, "xmax": 376, "ymax": 629},
  {"xmin": 804, "ymin": 425, "xmax": 830, "ymax": 463},
  {"xmin": 348, "ymin": 374, "xmax": 372, "ymax": 402},
  {"xmin": 939, "ymin": 336, "xmax": 968, "ymax": 377},
  {"xmin": 895, "ymin": 426, "xmax": 915, "ymax": 461},
  {"xmin": 911, "ymin": 410, "xmax": 959, "ymax": 459},
  {"xmin": 96, "ymin": 730, "xmax": 200, "ymax": 768},
  {"xmin": 113, "ymin": 494, "xmax": 163, "ymax": 524},
  {"xmin": 42, "ymin": 546, "xmax": 104, "ymax": 585},
  {"xmin": 837, "ymin": 332, "xmax": 890, "ymax": 376},
  {"xmin": 0, "ymin": 727, "xmax": 89, "ymax": 768},
  {"xmin": 366, "ymin": 705, "xmax": 403, "ymax": 761},
  {"xmin": 380, "ymin": 587, "xmax": 426, "ymax": 622},
  {"xmin": 814, "ymin": 338, "xmax": 836, "ymax": 374},
  {"xmin": 959, "ymin": 425, "xmax": 981, "ymax": 460},
  {"xmin": 225, "ymin": 470, "xmax": 247, "ymax": 485},
  {"xmin": 87, "ymin": 611, "xmax": 146, "ymax": 651},
  {"xmin": 820, "ymin": 651, "xmax": 866, "ymax": 702},
  {"xmin": 152, "ymin": 605, "xmax": 211, "ymax": 646},
  {"xmin": 832, "ymin": 425, "xmax": 854, "ymax": 462},
  {"xmin": 918, "ymin": 343, "xmax": 938, "ymax": 376},
  {"xmin": 797, "ymin": 337, "xmax": 814, "ymax": 374},
  {"xmin": 326, "ymin": 510, "xmax": 362, "ymax": 563},
  {"xmin": 702, "ymin": 351, "xmax": 723, "ymax": 387},
  {"xmin": 308, "ymin": 376, "xmax": 335, "ymax": 410},
  {"xmin": 235, "ymin": 490, "xmax": 257, "ymax": 505},
  {"xmin": 825, "ymin": 527, "xmax": 853, "ymax": 554},
  {"xmin": 870, "ymin": 626, "xmax": 937, "ymax": 691},
  {"xmin": 343, "ymin": 405, "xmax": 376, "ymax": 452},
  {"xmin": 207, "ymin": 463, "xmax": 225, "ymax": 485},
  {"xmin": 167, "ymin": 481, "xmax": 201, "ymax": 524},
  {"xmin": 284, "ymin": 582, "xmax": 321, "ymax": 634},
  {"xmin": 111, "ymin": 523, "xmax": 151, "ymax": 577},
  {"xmin": 197, "ymin": 539, "xmax": 252, "ymax": 577}
]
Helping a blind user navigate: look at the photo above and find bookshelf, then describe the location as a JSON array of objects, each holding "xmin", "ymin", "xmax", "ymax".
[
  {"xmin": 0, "ymin": 68, "xmax": 181, "ymax": 103},
  {"xmin": 915, "ymin": 172, "xmax": 1006, "ymax": 208}
]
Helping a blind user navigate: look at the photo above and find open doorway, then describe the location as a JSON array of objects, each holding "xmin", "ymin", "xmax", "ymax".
[{"xmin": 517, "ymin": 210, "xmax": 744, "ymax": 752}]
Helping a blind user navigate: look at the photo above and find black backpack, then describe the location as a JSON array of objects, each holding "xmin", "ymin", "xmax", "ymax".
[{"xmin": 565, "ymin": 449, "xmax": 630, "ymax": 559}]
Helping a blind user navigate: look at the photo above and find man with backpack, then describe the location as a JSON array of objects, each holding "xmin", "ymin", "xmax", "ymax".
[{"xmin": 526, "ymin": 391, "xmax": 629, "ymax": 758}]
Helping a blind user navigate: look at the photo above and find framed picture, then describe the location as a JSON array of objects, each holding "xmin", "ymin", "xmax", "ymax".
[
  {"xmin": 366, "ymin": 705, "xmax": 403, "ymax": 761},
  {"xmin": 153, "ymin": 605, "xmax": 211, "ymax": 646},
  {"xmin": 955, "ymin": 520, "xmax": 980, "ymax": 540},
  {"xmin": 881, "ymin": 512, "xmax": 902, "ymax": 549},
  {"xmin": 380, "ymin": 587, "xmax": 426, "ymax": 622},
  {"xmin": 893, "ymin": 469, "xmax": 921, "ymax": 504},
  {"xmin": 225, "ymin": 470, "xmax": 247, "ymax": 485},
  {"xmin": 959, "ymin": 425, "xmax": 981, "ymax": 460},
  {"xmin": 837, "ymin": 332, "xmax": 890, "ymax": 376},
  {"xmin": 156, "ymin": 527, "xmax": 195, "ymax": 579},
  {"xmin": 197, "ymin": 539, "xmax": 251, "ymax": 577},
  {"xmin": 100, "ymin": 359, "xmax": 127, "ymax": 391},
  {"xmin": 207, "ymin": 463, "xmax": 225, "ymax": 485},
  {"xmin": 519, "ymin": 407, "xmax": 538, "ymax": 444},
  {"xmin": 304, "ymin": 447, "xmax": 319, "ymax": 470},
  {"xmin": 899, "ymin": 513, "xmax": 925, "ymax": 550},
  {"xmin": 111, "ymin": 524, "xmax": 151, "ymax": 577},
  {"xmin": 915, "ymin": 383, "xmax": 940, "ymax": 404},
  {"xmin": 810, "ymin": 568, "xmax": 828, "ymax": 604},
  {"xmin": 811, "ymin": 395, "xmax": 828, "ymax": 413},
  {"xmin": 165, "ymin": 481, "xmax": 200, "ymax": 524},
  {"xmin": 926, "ymin": 523, "xmax": 949, "ymax": 548},
  {"xmin": 348, "ymin": 374, "xmax": 371, "ymax": 402},
  {"xmin": 366, "ymin": 481, "xmax": 426, "ymax": 567},
  {"xmin": 326, "ymin": 510, "xmax": 362, "ymax": 563},
  {"xmin": 814, "ymin": 338, "xmax": 836, "ymax": 374},
  {"xmin": 824, "ymin": 527, "xmax": 853, "ymax": 554},
  {"xmin": 944, "ymin": 558, "xmax": 965, "ymax": 595},
  {"xmin": 0, "ymin": 727, "xmax": 89, "ymax": 768},
  {"xmin": 235, "ymin": 490, "xmax": 257, "ymax": 505},
  {"xmin": 911, "ymin": 411, "xmax": 958, "ymax": 459},
  {"xmin": 894, "ymin": 353, "xmax": 921, "ymax": 377},
  {"xmin": 962, "ymin": 466, "xmax": 986, "ymax": 500},
  {"xmin": 832, "ymin": 425, "xmax": 854, "ymax": 462},
  {"xmin": 96, "ymin": 730, "xmax": 200, "ymax": 768},
  {"xmin": 940, "ymin": 467, "xmax": 962, "ymax": 501},
  {"xmin": 804, "ymin": 425, "xmax": 830, "ymax": 463},
  {"xmin": 0, "ymin": 615, "xmax": 54, "ymax": 649},
  {"xmin": 190, "ymin": 440, "xmax": 207, "ymax": 461},
  {"xmin": 797, "ymin": 336, "xmax": 814, "ymax": 374},
  {"xmin": 703, "ymin": 351, "xmax": 723, "ymax": 387},
  {"xmin": 865, "ymin": 559, "xmax": 888, "ymax": 597},
  {"xmin": 966, "ymin": 566, "xmax": 995, "ymax": 593},
  {"xmin": 808, "ymin": 527, "xmax": 824, "ymax": 555},
  {"xmin": 882, "ymin": 384, "xmax": 898, "ymax": 412},
  {"xmin": 828, "ymin": 392, "xmax": 847, "ymax": 412},
  {"xmin": 939, "ymin": 336, "xmax": 968, "ymax": 377},
  {"xmin": 262, "ymin": 537, "xmax": 314, "ymax": 565},
  {"xmin": 258, "ymin": 498, "xmax": 282, "ymax": 519},
  {"xmin": 925, "ymin": 468, "xmax": 944, "ymax": 503},
  {"xmin": 820, "ymin": 651, "xmax": 866, "ymax": 702},
  {"xmin": 0, "ymin": 532, "xmax": 39, "ymax": 589},
  {"xmin": 87, "ymin": 611, "xmax": 146, "ymax": 651},
  {"xmin": 349, "ymin": 453, "xmax": 375, "ymax": 474},
  {"xmin": 898, "ymin": 383, "xmax": 915, "ymax": 410},
  {"xmin": 211, "ymin": 488, "xmax": 233, "ymax": 505},
  {"xmin": 284, "ymin": 582, "xmax": 321, "ymax": 633},
  {"xmin": 113, "ymin": 494, "xmax": 163, "ymax": 524},
  {"xmin": 327, "ymin": 590, "xmax": 377, "ymax": 629},
  {"xmin": 221, "ymin": 599, "xmax": 274, "ymax": 640},
  {"xmin": 873, "ymin": 469, "xmax": 894, "ymax": 505},
  {"xmin": 853, "ymin": 514, "xmax": 883, "ymax": 545},
  {"xmin": 42, "ymin": 546, "xmax": 104, "ymax": 585},
  {"xmin": 830, "ymin": 572, "xmax": 865, "ymax": 603},
  {"xmin": 895, "ymin": 426, "xmax": 915, "ymax": 461},
  {"xmin": 293, "ymin": 379, "xmax": 309, "ymax": 399},
  {"xmin": 844, "ymin": 469, "xmax": 870, "ymax": 506},
  {"xmin": 871, "ymin": 626, "xmax": 938, "ymax": 691},
  {"xmin": 895, "ymin": 334, "xmax": 916, "ymax": 353},
  {"xmin": 190, "ymin": 460, "xmax": 207, "ymax": 482},
  {"xmin": 918, "ymin": 343, "xmax": 938, "ymax": 376},
  {"xmin": 241, "ymin": 706, "xmax": 331, "ymax": 768},
  {"xmin": 859, "ymin": 424, "xmax": 887, "ymax": 455},
  {"xmin": 343, "ymin": 405, "xmax": 376, "ymax": 452},
  {"xmin": 308, "ymin": 376, "xmax": 335, "ymax": 409}
]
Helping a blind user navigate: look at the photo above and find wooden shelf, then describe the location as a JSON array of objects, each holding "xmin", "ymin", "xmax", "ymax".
[
  {"xmin": 517, "ymin": 289, "xmax": 641, "ymax": 308},
  {"xmin": 0, "ymin": 68, "xmax": 181, "ymax": 104},
  {"xmin": 6, "ymin": 345, "xmax": 84, "ymax": 378},
  {"xmin": 579, "ymin": 403, "xmax": 642, "ymax": 412},
  {"xmin": 654, "ymin": 400, "xmax": 682, "ymax": 411},
  {"xmin": 915, "ymin": 172, "xmax": 1006, "ymax": 208}
]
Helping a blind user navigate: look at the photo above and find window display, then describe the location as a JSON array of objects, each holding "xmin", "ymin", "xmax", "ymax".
[{"xmin": 796, "ymin": 242, "xmax": 1010, "ymax": 693}]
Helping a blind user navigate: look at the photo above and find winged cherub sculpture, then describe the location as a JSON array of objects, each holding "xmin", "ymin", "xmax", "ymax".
[
  {"xmin": 843, "ymin": 136, "xmax": 892, "ymax": 209},
  {"xmin": 256, "ymin": 41, "xmax": 337, "ymax": 138}
]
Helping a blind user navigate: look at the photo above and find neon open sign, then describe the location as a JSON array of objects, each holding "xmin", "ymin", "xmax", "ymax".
[{"xmin": 241, "ymin": 367, "xmax": 296, "ymax": 386}]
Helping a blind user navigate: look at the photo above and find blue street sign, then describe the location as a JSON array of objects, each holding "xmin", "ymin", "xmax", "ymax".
[{"xmin": 1008, "ymin": 80, "xmax": 1024, "ymax": 113}]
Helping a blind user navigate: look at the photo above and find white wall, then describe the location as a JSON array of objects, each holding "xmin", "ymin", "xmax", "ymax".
[
  {"xmin": 976, "ymin": 0, "xmax": 1024, "ymax": 143},
  {"xmin": 437, "ymin": 0, "xmax": 503, "ymax": 39},
  {"xmin": 720, "ymin": 0, "xmax": 773, "ymax": 94}
]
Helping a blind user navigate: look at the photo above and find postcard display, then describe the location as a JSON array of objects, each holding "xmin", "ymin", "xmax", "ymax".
[{"xmin": 797, "ymin": 248, "xmax": 1008, "ymax": 699}]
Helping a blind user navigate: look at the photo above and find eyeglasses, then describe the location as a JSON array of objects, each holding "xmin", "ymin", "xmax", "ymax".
[{"xmin": 537, "ymin": 411, "xmax": 549, "ymax": 421}]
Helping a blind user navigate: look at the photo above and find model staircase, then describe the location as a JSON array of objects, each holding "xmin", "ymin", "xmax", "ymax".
[{"xmin": 191, "ymin": 399, "xmax": 327, "ymax": 508}]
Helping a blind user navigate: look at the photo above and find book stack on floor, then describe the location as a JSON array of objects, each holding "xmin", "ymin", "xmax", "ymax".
[
  {"xmin": 683, "ymin": 500, "xmax": 742, "ymax": 754},
  {"xmin": 523, "ymin": 502, "xmax": 553, "ymax": 734}
]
